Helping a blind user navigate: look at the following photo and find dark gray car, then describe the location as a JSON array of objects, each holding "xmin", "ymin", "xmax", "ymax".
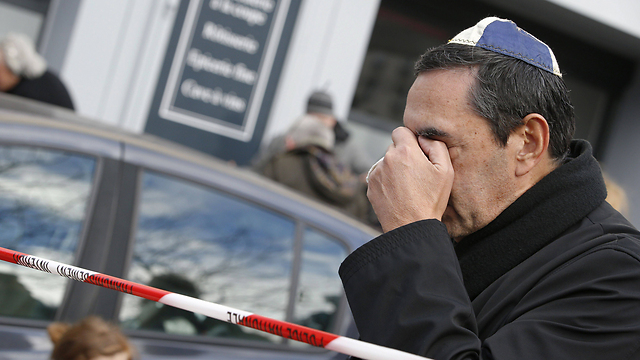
[{"xmin": 0, "ymin": 94, "xmax": 377, "ymax": 359}]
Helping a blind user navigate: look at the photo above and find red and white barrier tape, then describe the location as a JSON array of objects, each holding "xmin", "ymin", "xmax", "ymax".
[{"xmin": 0, "ymin": 247, "xmax": 431, "ymax": 360}]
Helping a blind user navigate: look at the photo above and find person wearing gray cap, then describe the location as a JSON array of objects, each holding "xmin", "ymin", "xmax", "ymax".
[
  {"xmin": 340, "ymin": 17, "xmax": 640, "ymax": 360},
  {"xmin": 305, "ymin": 90, "xmax": 335, "ymax": 118},
  {"xmin": 252, "ymin": 90, "xmax": 337, "ymax": 172},
  {"xmin": 255, "ymin": 90, "xmax": 373, "ymax": 225}
]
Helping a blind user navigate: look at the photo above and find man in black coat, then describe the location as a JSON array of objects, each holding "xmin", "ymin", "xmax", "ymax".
[{"xmin": 340, "ymin": 17, "xmax": 640, "ymax": 360}]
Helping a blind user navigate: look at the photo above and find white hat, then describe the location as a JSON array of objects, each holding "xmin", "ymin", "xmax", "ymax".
[{"xmin": 0, "ymin": 33, "xmax": 47, "ymax": 79}]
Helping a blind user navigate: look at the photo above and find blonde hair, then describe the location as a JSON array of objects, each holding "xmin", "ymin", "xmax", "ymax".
[
  {"xmin": 48, "ymin": 316, "xmax": 136, "ymax": 360},
  {"xmin": 603, "ymin": 172, "xmax": 630, "ymax": 217}
]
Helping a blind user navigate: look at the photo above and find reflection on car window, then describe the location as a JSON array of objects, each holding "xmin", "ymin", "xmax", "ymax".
[
  {"xmin": 120, "ymin": 170, "xmax": 296, "ymax": 343},
  {"xmin": 0, "ymin": 146, "xmax": 96, "ymax": 320},
  {"xmin": 291, "ymin": 227, "xmax": 347, "ymax": 346}
]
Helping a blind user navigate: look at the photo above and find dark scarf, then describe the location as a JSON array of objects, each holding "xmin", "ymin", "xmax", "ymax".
[{"xmin": 454, "ymin": 140, "xmax": 607, "ymax": 301}]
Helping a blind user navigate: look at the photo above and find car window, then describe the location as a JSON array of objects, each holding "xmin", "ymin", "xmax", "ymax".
[
  {"xmin": 120, "ymin": 170, "xmax": 296, "ymax": 343},
  {"xmin": 0, "ymin": 146, "xmax": 96, "ymax": 320},
  {"xmin": 293, "ymin": 227, "xmax": 348, "ymax": 335}
]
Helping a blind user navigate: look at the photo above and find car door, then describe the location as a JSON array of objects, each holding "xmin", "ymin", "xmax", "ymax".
[
  {"xmin": 101, "ymin": 142, "xmax": 362, "ymax": 359},
  {"xmin": 0, "ymin": 115, "xmax": 374, "ymax": 360},
  {"xmin": 0, "ymin": 118, "xmax": 124, "ymax": 358}
]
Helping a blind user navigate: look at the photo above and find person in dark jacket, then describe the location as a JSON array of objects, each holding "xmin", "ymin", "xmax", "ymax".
[
  {"xmin": 339, "ymin": 17, "xmax": 640, "ymax": 360},
  {"xmin": 252, "ymin": 90, "xmax": 338, "ymax": 173},
  {"xmin": 259, "ymin": 109, "xmax": 371, "ymax": 223},
  {"xmin": 0, "ymin": 33, "xmax": 74, "ymax": 110}
]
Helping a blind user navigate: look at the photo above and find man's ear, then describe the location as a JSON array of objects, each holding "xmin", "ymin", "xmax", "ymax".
[{"xmin": 515, "ymin": 113, "xmax": 550, "ymax": 177}]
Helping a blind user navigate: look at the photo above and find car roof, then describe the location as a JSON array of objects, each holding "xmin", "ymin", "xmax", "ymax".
[{"xmin": 0, "ymin": 93, "xmax": 380, "ymax": 242}]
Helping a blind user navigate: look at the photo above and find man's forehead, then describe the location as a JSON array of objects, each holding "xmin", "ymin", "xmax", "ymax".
[
  {"xmin": 413, "ymin": 67, "xmax": 477, "ymax": 91},
  {"xmin": 403, "ymin": 68, "xmax": 487, "ymax": 144},
  {"xmin": 405, "ymin": 68, "xmax": 476, "ymax": 114}
]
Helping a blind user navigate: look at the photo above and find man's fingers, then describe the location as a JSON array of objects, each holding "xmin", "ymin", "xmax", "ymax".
[
  {"xmin": 390, "ymin": 127, "xmax": 418, "ymax": 147},
  {"xmin": 418, "ymin": 136, "xmax": 452, "ymax": 169},
  {"xmin": 366, "ymin": 128, "xmax": 455, "ymax": 231},
  {"xmin": 366, "ymin": 157, "xmax": 384, "ymax": 184},
  {"xmin": 373, "ymin": 126, "xmax": 452, "ymax": 178},
  {"xmin": 391, "ymin": 127, "xmax": 451, "ymax": 168}
]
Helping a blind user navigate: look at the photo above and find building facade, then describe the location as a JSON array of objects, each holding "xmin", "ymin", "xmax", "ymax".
[{"xmin": 2, "ymin": 0, "xmax": 640, "ymax": 224}]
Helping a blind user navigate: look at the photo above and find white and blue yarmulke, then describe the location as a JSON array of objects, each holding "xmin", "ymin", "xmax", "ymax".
[{"xmin": 449, "ymin": 17, "xmax": 562, "ymax": 77}]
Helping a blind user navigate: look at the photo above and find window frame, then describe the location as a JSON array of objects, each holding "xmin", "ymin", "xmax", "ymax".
[
  {"xmin": 114, "ymin": 144, "xmax": 356, "ymax": 353},
  {"xmin": 0, "ymin": 122, "xmax": 120, "ymax": 326}
]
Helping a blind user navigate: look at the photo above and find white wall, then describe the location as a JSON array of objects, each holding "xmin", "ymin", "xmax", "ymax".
[
  {"xmin": 61, "ymin": 0, "xmax": 133, "ymax": 120},
  {"xmin": 60, "ymin": 0, "xmax": 180, "ymax": 131},
  {"xmin": 263, "ymin": 0, "xmax": 380, "ymax": 144}
]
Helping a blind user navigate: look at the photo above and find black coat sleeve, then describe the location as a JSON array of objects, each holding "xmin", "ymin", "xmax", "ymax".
[
  {"xmin": 339, "ymin": 220, "xmax": 481, "ymax": 360},
  {"xmin": 339, "ymin": 220, "xmax": 640, "ymax": 360}
]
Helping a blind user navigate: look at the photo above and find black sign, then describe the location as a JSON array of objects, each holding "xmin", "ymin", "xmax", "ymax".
[
  {"xmin": 145, "ymin": 0, "xmax": 300, "ymax": 165},
  {"xmin": 159, "ymin": 0, "xmax": 290, "ymax": 141}
]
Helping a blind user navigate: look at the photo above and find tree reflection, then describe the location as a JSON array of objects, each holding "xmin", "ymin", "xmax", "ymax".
[
  {"xmin": 0, "ymin": 147, "xmax": 94, "ymax": 251},
  {"xmin": 0, "ymin": 146, "xmax": 96, "ymax": 320},
  {"xmin": 121, "ymin": 170, "xmax": 296, "ymax": 340}
]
